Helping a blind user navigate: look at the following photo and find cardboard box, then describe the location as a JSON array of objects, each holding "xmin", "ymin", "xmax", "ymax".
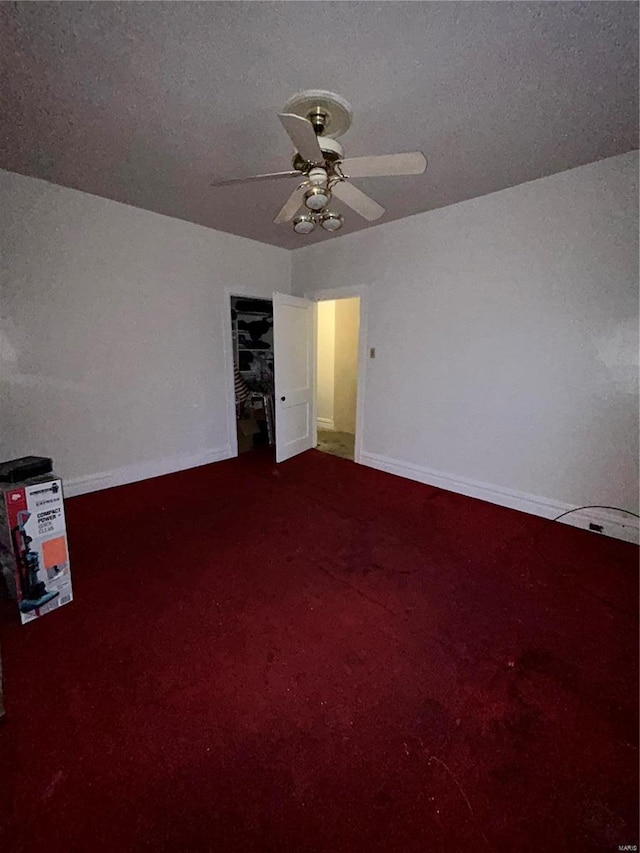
[
  {"xmin": 237, "ymin": 432, "xmax": 254, "ymax": 453},
  {"xmin": 0, "ymin": 477, "xmax": 73, "ymax": 625},
  {"xmin": 238, "ymin": 416, "xmax": 260, "ymax": 437}
]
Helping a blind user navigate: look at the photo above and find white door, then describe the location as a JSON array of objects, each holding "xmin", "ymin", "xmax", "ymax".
[{"xmin": 273, "ymin": 292, "xmax": 316, "ymax": 463}]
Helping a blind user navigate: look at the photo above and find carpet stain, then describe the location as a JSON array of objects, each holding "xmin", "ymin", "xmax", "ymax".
[{"xmin": 42, "ymin": 771, "xmax": 66, "ymax": 800}]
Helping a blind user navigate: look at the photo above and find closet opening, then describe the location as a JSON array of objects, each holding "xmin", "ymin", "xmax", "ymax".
[{"xmin": 230, "ymin": 296, "xmax": 275, "ymax": 458}]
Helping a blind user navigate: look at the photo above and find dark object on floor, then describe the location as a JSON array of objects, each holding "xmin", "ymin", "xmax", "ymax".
[
  {"xmin": 0, "ymin": 457, "xmax": 52, "ymax": 483},
  {"xmin": 0, "ymin": 450, "xmax": 637, "ymax": 852}
]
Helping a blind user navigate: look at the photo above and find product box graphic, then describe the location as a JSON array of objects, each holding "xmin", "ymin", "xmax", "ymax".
[{"xmin": 1, "ymin": 479, "xmax": 73, "ymax": 624}]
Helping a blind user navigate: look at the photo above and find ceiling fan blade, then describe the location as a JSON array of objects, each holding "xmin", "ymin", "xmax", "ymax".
[
  {"xmin": 332, "ymin": 181, "xmax": 385, "ymax": 221},
  {"xmin": 274, "ymin": 184, "xmax": 307, "ymax": 224},
  {"xmin": 339, "ymin": 152, "xmax": 427, "ymax": 178},
  {"xmin": 278, "ymin": 113, "xmax": 324, "ymax": 164},
  {"xmin": 211, "ymin": 170, "xmax": 300, "ymax": 188}
]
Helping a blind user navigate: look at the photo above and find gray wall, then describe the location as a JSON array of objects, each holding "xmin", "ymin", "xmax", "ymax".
[
  {"xmin": 0, "ymin": 170, "xmax": 290, "ymax": 492},
  {"xmin": 293, "ymin": 153, "xmax": 639, "ymax": 527}
]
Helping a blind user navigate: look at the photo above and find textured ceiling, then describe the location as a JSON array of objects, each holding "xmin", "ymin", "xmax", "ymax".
[{"xmin": 0, "ymin": 1, "xmax": 637, "ymax": 249}]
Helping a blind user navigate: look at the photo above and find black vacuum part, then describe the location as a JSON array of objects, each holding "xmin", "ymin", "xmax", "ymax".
[{"xmin": 0, "ymin": 456, "xmax": 53, "ymax": 483}]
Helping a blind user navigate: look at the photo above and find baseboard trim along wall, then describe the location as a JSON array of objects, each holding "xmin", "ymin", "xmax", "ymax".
[
  {"xmin": 63, "ymin": 446, "xmax": 233, "ymax": 497},
  {"xmin": 360, "ymin": 451, "xmax": 639, "ymax": 544},
  {"xmin": 317, "ymin": 418, "xmax": 335, "ymax": 431},
  {"xmin": 62, "ymin": 445, "xmax": 638, "ymax": 544}
]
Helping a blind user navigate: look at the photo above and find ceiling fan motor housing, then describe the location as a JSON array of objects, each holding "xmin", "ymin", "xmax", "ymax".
[
  {"xmin": 308, "ymin": 167, "xmax": 328, "ymax": 186},
  {"xmin": 308, "ymin": 107, "xmax": 328, "ymax": 135}
]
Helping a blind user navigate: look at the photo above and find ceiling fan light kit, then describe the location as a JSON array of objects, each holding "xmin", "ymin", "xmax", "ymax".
[
  {"xmin": 320, "ymin": 212, "xmax": 343, "ymax": 232},
  {"xmin": 292, "ymin": 210, "xmax": 344, "ymax": 235},
  {"xmin": 210, "ymin": 90, "xmax": 427, "ymax": 237},
  {"xmin": 304, "ymin": 185, "xmax": 331, "ymax": 211},
  {"xmin": 292, "ymin": 214, "xmax": 316, "ymax": 235}
]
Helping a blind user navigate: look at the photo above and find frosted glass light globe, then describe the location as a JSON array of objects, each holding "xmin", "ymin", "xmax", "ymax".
[
  {"xmin": 304, "ymin": 188, "xmax": 330, "ymax": 211},
  {"xmin": 320, "ymin": 212, "xmax": 343, "ymax": 232},
  {"xmin": 293, "ymin": 215, "xmax": 316, "ymax": 234}
]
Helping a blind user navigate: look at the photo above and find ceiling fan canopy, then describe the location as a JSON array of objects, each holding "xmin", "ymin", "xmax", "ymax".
[{"xmin": 211, "ymin": 90, "xmax": 428, "ymax": 235}]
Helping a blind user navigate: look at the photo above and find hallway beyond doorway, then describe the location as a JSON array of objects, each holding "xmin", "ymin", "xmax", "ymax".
[{"xmin": 316, "ymin": 296, "xmax": 360, "ymax": 463}]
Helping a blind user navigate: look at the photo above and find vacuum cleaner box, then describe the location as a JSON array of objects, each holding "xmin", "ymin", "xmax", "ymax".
[{"xmin": 0, "ymin": 477, "xmax": 73, "ymax": 625}]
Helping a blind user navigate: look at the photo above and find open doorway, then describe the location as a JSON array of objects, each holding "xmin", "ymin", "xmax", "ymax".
[
  {"xmin": 225, "ymin": 289, "xmax": 365, "ymax": 465},
  {"xmin": 315, "ymin": 297, "xmax": 360, "ymax": 461},
  {"xmin": 230, "ymin": 296, "xmax": 275, "ymax": 456}
]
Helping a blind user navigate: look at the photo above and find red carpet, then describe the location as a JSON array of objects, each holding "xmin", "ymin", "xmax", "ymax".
[{"xmin": 0, "ymin": 449, "xmax": 637, "ymax": 852}]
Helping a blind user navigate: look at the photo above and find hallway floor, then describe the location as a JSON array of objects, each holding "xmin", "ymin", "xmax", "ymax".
[{"xmin": 317, "ymin": 430, "xmax": 355, "ymax": 460}]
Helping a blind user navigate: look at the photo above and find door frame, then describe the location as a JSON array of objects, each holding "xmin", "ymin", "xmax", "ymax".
[
  {"xmin": 223, "ymin": 287, "xmax": 276, "ymax": 459},
  {"xmin": 304, "ymin": 284, "xmax": 369, "ymax": 465}
]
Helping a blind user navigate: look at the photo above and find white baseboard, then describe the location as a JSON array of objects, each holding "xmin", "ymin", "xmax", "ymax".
[
  {"xmin": 359, "ymin": 451, "xmax": 639, "ymax": 545},
  {"xmin": 317, "ymin": 417, "xmax": 335, "ymax": 431},
  {"xmin": 63, "ymin": 445, "xmax": 233, "ymax": 497}
]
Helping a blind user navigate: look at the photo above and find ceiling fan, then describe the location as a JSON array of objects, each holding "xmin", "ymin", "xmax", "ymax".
[{"xmin": 211, "ymin": 90, "xmax": 427, "ymax": 235}]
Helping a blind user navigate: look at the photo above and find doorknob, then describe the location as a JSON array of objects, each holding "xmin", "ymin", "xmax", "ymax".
[{"xmin": 280, "ymin": 396, "xmax": 286, "ymax": 402}]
